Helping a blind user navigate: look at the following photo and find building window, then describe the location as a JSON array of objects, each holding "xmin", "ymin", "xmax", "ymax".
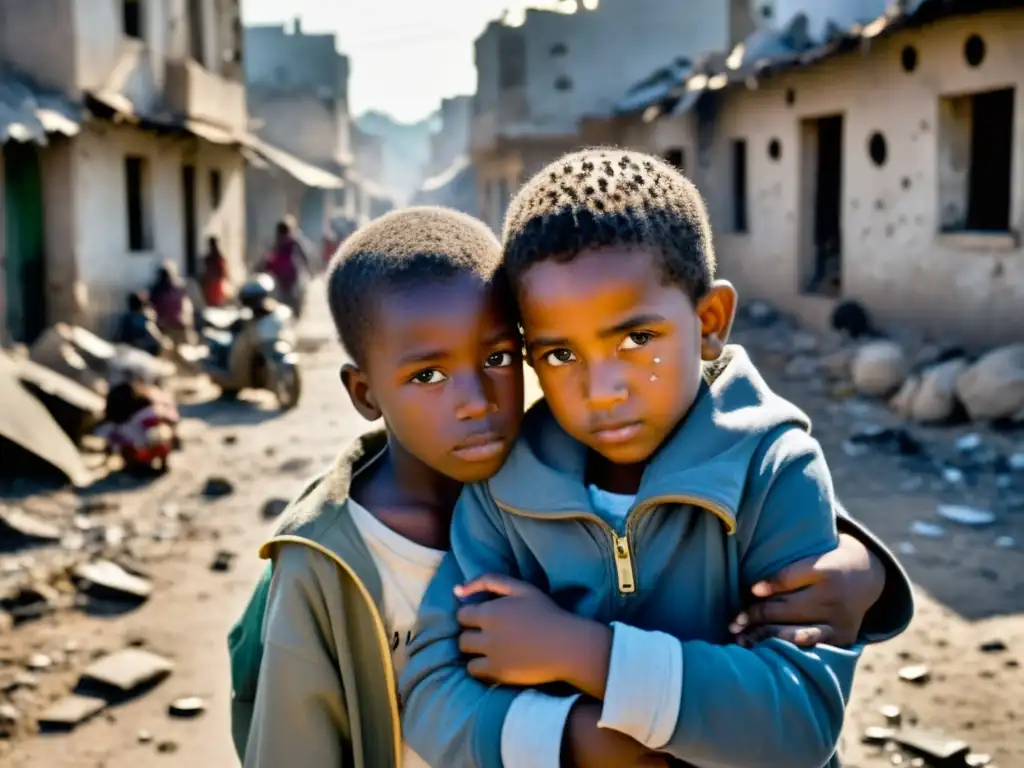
[
  {"xmin": 730, "ymin": 139, "xmax": 748, "ymax": 233},
  {"xmin": 209, "ymin": 169, "xmax": 222, "ymax": 210},
  {"xmin": 938, "ymin": 88, "xmax": 1014, "ymax": 233},
  {"xmin": 125, "ymin": 156, "xmax": 152, "ymax": 252},
  {"xmin": 550, "ymin": 43, "xmax": 567, "ymax": 57},
  {"xmin": 123, "ymin": 0, "xmax": 143, "ymax": 39},
  {"xmin": 498, "ymin": 29, "xmax": 526, "ymax": 89},
  {"xmin": 664, "ymin": 147, "xmax": 685, "ymax": 172},
  {"xmin": 188, "ymin": 0, "xmax": 206, "ymax": 64},
  {"xmin": 555, "ymin": 76, "xmax": 573, "ymax": 92}
]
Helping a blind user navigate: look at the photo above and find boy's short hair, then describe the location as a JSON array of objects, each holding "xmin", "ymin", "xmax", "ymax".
[
  {"xmin": 502, "ymin": 147, "xmax": 715, "ymax": 301},
  {"xmin": 327, "ymin": 206, "xmax": 504, "ymax": 364}
]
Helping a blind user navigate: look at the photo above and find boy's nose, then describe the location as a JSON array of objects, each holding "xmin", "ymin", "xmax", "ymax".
[
  {"xmin": 454, "ymin": 376, "xmax": 493, "ymax": 421},
  {"xmin": 585, "ymin": 364, "xmax": 629, "ymax": 410}
]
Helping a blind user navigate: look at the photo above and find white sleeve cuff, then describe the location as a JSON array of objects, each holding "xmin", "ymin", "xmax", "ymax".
[
  {"xmin": 499, "ymin": 689, "xmax": 580, "ymax": 768},
  {"xmin": 598, "ymin": 622, "xmax": 683, "ymax": 749}
]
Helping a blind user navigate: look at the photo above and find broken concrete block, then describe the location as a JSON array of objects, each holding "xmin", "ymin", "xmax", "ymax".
[
  {"xmin": 893, "ymin": 728, "xmax": 970, "ymax": 763},
  {"xmin": 81, "ymin": 648, "xmax": 173, "ymax": 693},
  {"xmin": 72, "ymin": 560, "xmax": 153, "ymax": 601},
  {"xmin": 0, "ymin": 506, "xmax": 62, "ymax": 542},
  {"xmin": 168, "ymin": 696, "xmax": 206, "ymax": 718},
  {"xmin": 898, "ymin": 664, "xmax": 931, "ymax": 684},
  {"xmin": 37, "ymin": 694, "xmax": 107, "ymax": 729}
]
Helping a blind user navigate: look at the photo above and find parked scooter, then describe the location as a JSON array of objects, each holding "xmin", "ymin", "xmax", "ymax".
[{"xmin": 200, "ymin": 274, "xmax": 302, "ymax": 410}]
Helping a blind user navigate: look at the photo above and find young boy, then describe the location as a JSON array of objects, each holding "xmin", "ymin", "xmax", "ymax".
[
  {"xmin": 399, "ymin": 152, "xmax": 913, "ymax": 768},
  {"xmin": 230, "ymin": 206, "xmax": 906, "ymax": 766}
]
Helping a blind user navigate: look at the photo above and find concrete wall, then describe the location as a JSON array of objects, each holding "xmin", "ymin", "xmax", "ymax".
[
  {"xmin": 249, "ymin": 93, "xmax": 342, "ymax": 170},
  {"xmin": 476, "ymin": 0, "xmax": 731, "ymax": 134},
  {"xmin": 649, "ymin": 9, "xmax": 1024, "ymax": 345},
  {"xmin": 0, "ymin": 0, "xmax": 78, "ymax": 93},
  {"xmin": 69, "ymin": 123, "xmax": 245, "ymax": 334}
]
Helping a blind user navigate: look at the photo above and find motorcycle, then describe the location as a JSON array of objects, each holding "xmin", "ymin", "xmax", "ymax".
[{"xmin": 199, "ymin": 276, "xmax": 302, "ymax": 410}]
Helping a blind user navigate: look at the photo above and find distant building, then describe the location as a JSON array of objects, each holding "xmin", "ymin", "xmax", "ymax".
[
  {"xmin": 413, "ymin": 96, "xmax": 476, "ymax": 215},
  {"xmin": 243, "ymin": 18, "xmax": 358, "ymax": 261},
  {"xmin": 471, "ymin": 0, "xmax": 755, "ymax": 232},
  {"xmin": 592, "ymin": 0, "xmax": 1024, "ymax": 346},
  {"xmin": 1, "ymin": 0, "xmax": 249, "ymax": 343}
]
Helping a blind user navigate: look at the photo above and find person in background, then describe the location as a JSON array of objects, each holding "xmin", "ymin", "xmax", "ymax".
[
  {"xmin": 117, "ymin": 291, "xmax": 168, "ymax": 358},
  {"xmin": 264, "ymin": 220, "xmax": 310, "ymax": 312},
  {"xmin": 202, "ymin": 236, "xmax": 229, "ymax": 308},
  {"xmin": 149, "ymin": 261, "xmax": 195, "ymax": 349}
]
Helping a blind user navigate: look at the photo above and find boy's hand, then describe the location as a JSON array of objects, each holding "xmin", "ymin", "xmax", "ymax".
[
  {"xmin": 729, "ymin": 532, "xmax": 885, "ymax": 648},
  {"xmin": 564, "ymin": 699, "xmax": 669, "ymax": 768},
  {"xmin": 455, "ymin": 574, "xmax": 611, "ymax": 692}
]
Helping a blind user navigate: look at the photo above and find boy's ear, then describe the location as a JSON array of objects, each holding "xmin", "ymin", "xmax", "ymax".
[
  {"xmin": 340, "ymin": 364, "xmax": 382, "ymax": 422},
  {"xmin": 696, "ymin": 280, "xmax": 738, "ymax": 361}
]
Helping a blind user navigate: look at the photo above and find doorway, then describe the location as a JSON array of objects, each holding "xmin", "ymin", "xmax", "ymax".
[
  {"xmin": 3, "ymin": 142, "xmax": 47, "ymax": 343},
  {"xmin": 182, "ymin": 164, "xmax": 198, "ymax": 278},
  {"xmin": 800, "ymin": 114, "xmax": 843, "ymax": 296}
]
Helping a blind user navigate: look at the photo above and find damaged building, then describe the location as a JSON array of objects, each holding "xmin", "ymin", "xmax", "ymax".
[
  {"xmin": 0, "ymin": 0, "xmax": 252, "ymax": 343},
  {"xmin": 595, "ymin": 0, "xmax": 1024, "ymax": 346}
]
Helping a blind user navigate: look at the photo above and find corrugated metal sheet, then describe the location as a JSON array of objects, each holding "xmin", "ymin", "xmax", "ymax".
[
  {"xmin": 245, "ymin": 137, "xmax": 345, "ymax": 189},
  {"xmin": 640, "ymin": 0, "xmax": 1023, "ymax": 121},
  {"xmin": 0, "ymin": 68, "xmax": 82, "ymax": 146}
]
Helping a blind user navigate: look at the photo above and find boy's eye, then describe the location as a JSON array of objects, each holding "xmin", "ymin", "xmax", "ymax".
[
  {"xmin": 411, "ymin": 369, "xmax": 447, "ymax": 385},
  {"xmin": 484, "ymin": 351, "xmax": 514, "ymax": 368},
  {"xmin": 620, "ymin": 332, "xmax": 654, "ymax": 351},
  {"xmin": 544, "ymin": 348, "xmax": 576, "ymax": 367}
]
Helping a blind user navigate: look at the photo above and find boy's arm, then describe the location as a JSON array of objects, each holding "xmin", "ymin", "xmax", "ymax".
[
  {"xmin": 587, "ymin": 429, "xmax": 857, "ymax": 768},
  {"xmin": 834, "ymin": 505, "xmax": 915, "ymax": 642},
  {"xmin": 400, "ymin": 485, "xmax": 588, "ymax": 768},
  {"xmin": 243, "ymin": 545, "xmax": 351, "ymax": 768}
]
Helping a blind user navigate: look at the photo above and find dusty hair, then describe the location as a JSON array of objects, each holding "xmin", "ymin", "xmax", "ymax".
[
  {"xmin": 502, "ymin": 147, "xmax": 715, "ymax": 300},
  {"xmin": 326, "ymin": 206, "xmax": 505, "ymax": 364}
]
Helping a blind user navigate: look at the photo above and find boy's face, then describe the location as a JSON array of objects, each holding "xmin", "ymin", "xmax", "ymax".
[
  {"xmin": 343, "ymin": 273, "xmax": 524, "ymax": 483},
  {"xmin": 518, "ymin": 246, "xmax": 736, "ymax": 466}
]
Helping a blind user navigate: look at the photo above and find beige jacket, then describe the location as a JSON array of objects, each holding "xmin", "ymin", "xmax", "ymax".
[{"xmin": 243, "ymin": 431, "xmax": 401, "ymax": 768}]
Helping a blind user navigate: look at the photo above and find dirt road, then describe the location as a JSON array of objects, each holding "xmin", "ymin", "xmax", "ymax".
[{"xmin": 1, "ymin": 290, "xmax": 1021, "ymax": 767}]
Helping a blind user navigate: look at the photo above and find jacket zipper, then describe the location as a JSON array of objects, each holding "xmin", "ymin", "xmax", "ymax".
[
  {"xmin": 495, "ymin": 494, "xmax": 734, "ymax": 597},
  {"xmin": 262, "ymin": 535, "xmax": 402, "ymax": 768}
]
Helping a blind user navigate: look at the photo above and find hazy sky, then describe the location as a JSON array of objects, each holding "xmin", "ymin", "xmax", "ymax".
[{"xmin": 242, "ymin": 0, "xmax": 565, "ymax": 123}]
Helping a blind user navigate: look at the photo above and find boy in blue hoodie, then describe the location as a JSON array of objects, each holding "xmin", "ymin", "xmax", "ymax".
[{"xmin": 400, "ymin": 150, "xmax": 913, "ymax": 768}]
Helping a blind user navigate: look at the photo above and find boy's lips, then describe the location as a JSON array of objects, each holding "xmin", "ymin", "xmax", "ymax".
[
  {"xmin": 591, "ymin": 420, "xmax": 643, "ymax": 445},
  {"xmin": 452, "ymin": 433, "xmax": 506, "ymax": 462}
]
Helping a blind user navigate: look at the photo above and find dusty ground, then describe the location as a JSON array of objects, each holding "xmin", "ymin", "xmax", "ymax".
[{"xmin": 0, "ymin": 288, "xmax": 1021, "ymax": 767}]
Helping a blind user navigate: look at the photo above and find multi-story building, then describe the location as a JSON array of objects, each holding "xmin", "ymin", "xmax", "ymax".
[
  {"xmin": 244, "ymin": 18, "xmax": 359, "ymax": 255},
  {"xmin": 471, "ymin": 0, "xmax": 755, "ymax": 231},
  {"xmin": 0, "ymin": 0, "xmax": 249, "ymax": 342}
]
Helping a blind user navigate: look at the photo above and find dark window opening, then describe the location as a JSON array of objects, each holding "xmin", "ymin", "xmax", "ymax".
[
  {"xmin": 768, "ymin": 138, "xmax": 781, "ymax": 161},
  {"xmin": 555, "ymin": 76, "xmax": 573, "ymax": 91},
  {"xmin": 967, "ymin": 88, "xmax": 1014, "ymax": 231},
  {"xmin": 188, "ymin": 0, "xmax": 205, "ymax": 63},
  {"xmin": 182, "ymin": 165, "xmax": 198, "ymax": 277},
  {"xmin": 123, "ymin": 0, "xmax": 142, "ymax": 39},
  {"xmin": 664, "ymin": 147, "xmax": 685, "ymax": 172},
  {"xmin": 125, "ymin": 156, "xmax": 151, "ymax": 252},
  {"xmin": 964, "ymin": 34, "xmax": 986, "ymax": 68},
  {"xmin": 498, "ymin": 30, "xmax": 526, "ymax": 89},
  {"xmin": 807, "ymin": 115, "xmax": 843, "ymax": 296},
  {"xmin": 550, "ymin": 43, "xmax": 567, "ymax": 56},
  {"xmin": 209, "ymin": 169, "xmax": 223, "ymax": 210},
  {"xmin": 731, "ymin": 139, "xmax": 748, "ymax": 234},
  {"xmin": 868, "ymin": 132, "xmax": 887, "ymax": 166},
  {"xmin": 901, "ymin": 45, "xmax": 918, "ymax": 73},
  {"xmin": 785, "ymin": 88, "xmax": 796, "ymax": 106}
]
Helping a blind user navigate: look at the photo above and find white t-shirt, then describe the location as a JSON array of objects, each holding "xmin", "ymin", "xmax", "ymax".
[{"xmin": 348, "ymin": 499, "xmax": 445, "ymax": 768}]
